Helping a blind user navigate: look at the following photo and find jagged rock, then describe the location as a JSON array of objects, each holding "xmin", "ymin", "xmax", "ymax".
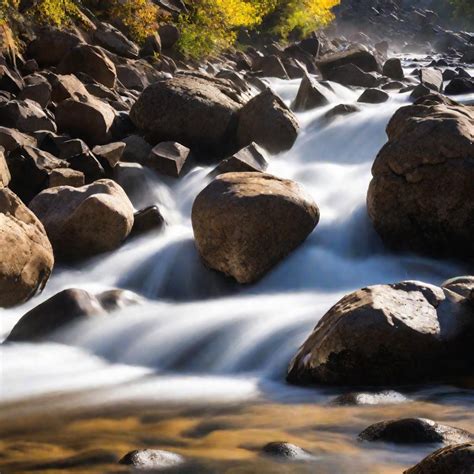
[
  {"xmin": 57, "ymin": 138, "xmax": 89, "ymax": 160},
  {"xmin": 359, "ymin": 418, "xmax": 473, "ymax": 445},
  {"xmin": 445, "ymin": 77, "xmax": 474, "ymax": 95},
  {"xmin": 292, "ymin": 73, "xmax": 331, "ymax": 111},
  {"xmin": 287, "ymin": 280, "xmax": 474, "ymax": 386},
  {"xmin": 6, "ymin": 145, "xmax": 69, "ymax": 203},
  {"xmin": 254, "ymin": 55, "xmax": 289, "ymax": 79},
  {"xmin": 383, "ymin": 58, "xmax": 404, "ymax": 80},
  {"xmin": 93, "ymin": 22, "xmax": 139, "ymax": 59},
  {"xmin": 48, "ymin": 168, "xmax": 85, "ymax": 188},
  {"xmin": 211, "ymin": 143, "xmax": 268, "ymax": 176},
  {"xmin": 29, "ymin": 179, "xmax": 134, "ymax": 260},
  {"xmin": 0, "ymin": 99, "xmax": 56, "ymax": 133},
  {"xmin": 0, "ymin": 65, "xmax": 24, "ymax": 94},
  {"xmin": 58, "ymin": 44, "xmax": 117, "ymax": 89},
  {"xmin": 6, "ymin": 289, "xmax": 105, "ymax": 342},
  {"xmin": 49, "ymin": 73, "xmax": 90, "ymax": 103},
  {"xmin": 66, "ymin": 150, "xmax": 106, "ymax": 184},
  {"xmin": 404, "ymin": 443, "xmax": 474, "ymax": 474},
  {"xmin": 410, "ymin": 83, "xmax": 432, "ymax": 99},
  {"xmin": 19, "ymin": 74, "xmax": 52, "ymax": 108},
  {"xmin": 0, "ymin": 127, "xmax": 36, "ymax": 153},
  {"xmin": 0, "ymin": 188, "xmax": 54, "ymax": 308},
  {"xmin": 93, "ymin": 142, "xmax": 125, "ymax": 168},
  {"xmin": 325, "ymin": 63, "xmax": 379, "ymax": 88},
  {"xmin": 237, "ymin": 89, "xmax": 299, "ymax": 154},
  {"xmin": 358, "ymin": 88, "xmax": 389, "ymax": 104},
  {"xmin": 419, "ymin": 68, "xmax": 443, "ymax": 92},
  {"xmin": 147, "ymin": 141, "xmax": 190, "ymax": 177},
  {"xmin": 367, "ymin": 95, "xmax": 474, "ymax": 257},
  {"xmin": 131, "ymin": 206, "xmax": 165, "ymax": 237},
  {"xmin": 119, "ymin": 449, "xmax": 185, "ymax": 470},
  {"xmin": 262, "ymin": 442, "xmax": 313, "ymax": 460},
  {"xmin": 192, "ymin": 172, "xmax": 319, "ymax": 283}
]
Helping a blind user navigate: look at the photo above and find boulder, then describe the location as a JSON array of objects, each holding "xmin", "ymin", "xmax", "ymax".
[
  {"xmin": 140, "ymin": 33, "xmax": 161, "ymax": 57},
  {"xmin": 93, "ymin": 22, "xmax": 139, "ymax": 59},
  {"xmin": 237, "ymin": 89, "xmax": 299, "ymax": 154},
  {"xmin": 292, "ymin": 73, "xmax": 331, "ymax": 111},
  {"xmin": 58, "ymin": 44, "xmax": 117, "ymax": 89},
  {"xmin": 404, "ymin": 443, "xmax": 474, "ymax": 474},
  {"xmin": 29, "ymin": 179, "xmax": 134, "ymax": 260},
  {"xmin": 325, "ymin": 63, "xmax": 379, "ymax": 88},
  {"xmin": 0, "ymin": 99, "xmax": 56, "ymax": 133},
  {"xmin": 159, "ymin": 24, "xmax": 180, "ymax": 50},
  {"xmin": 121, "ymin": 134, "xmax": 152, "ymax": 164},
  {"xmin": 67, "ymin": 150, "xmax": 106, "ymax": 183},
  {"xmin": 324, "ymin": 104, "xmax": 360, "ymax": 122},
  {"xmin": 0, "ymin": 147, "xmax": 11, "ymax": 187},
  {"xmin": 6, "ymin": 146, "xmax": 69, "ymax": 203},
  {"xmin": 211, "ymin": 143, "xmax": 268, "ymax": 176},
  {"xmin": 419, "ymin": 68, "xmax": 443, "ymax": 92},
  {"xmin": 0, "ymin": 188, "xmax": 54, "ymax": 308},
  {"xmin": 0, "ymin": 65, "xmax": 24, "ymax": 94},
  {"xmin": 367, "ymin": 95, "xmax": 474, "ymax": 257},
  {"xmin": 49, "ymin": 74, "xmax": 89, "ymax": 103},
  {"xmin": 254, "ymin": 55, "xmax": 289, "ymax": 79},
  {"xmin": 358, "ymin": 88, "xmax": 389, "ymax": 104},
  {"xmin": 48, "ymin": 168, "xmax": 85, "ymax": 188},
  {"xmin": 55, "ymin": 96, "xmax": 116, "ymax": 146},
  {"xmin": 317, "ymin": 45, "xmax": 381, "ymax": 76},
  {"xmin": 131, "ymin": 206, "xmax": 165, "ymax": 237},
  {"xmin": 27, "ymin": 27, "xmax": 82, "ymax": 66},
  {"xmin": 6, "ymin": 288, "xmax": 105, "ymax": 342},
  {"xmin": 119, "ymin": 449, "xmax": 185, "ymax": 470},
  {"xmin": 383, "ymin": 58, "xmax": 404, "ymax": 81},
  {"xmin": 262, "ymin": 442, "xmax": 312, "ymax": 460},
  {"xmin": 192, "ymin": 172, "xmax": 319, "ymax": 283},
  {"xmin": 287, "ymin": 280, "xmax": 474, "ymax": 386},
  {"xmin": 410, "ymin": 83, "xmax": 432, "ymax": 100},
  {"xmin": 147, "ymin": 141, "xmax": 190, "ymax": 177},
  {"xmin": 0, "ymin": 127, "xmax": 36, "ymax": 153},
  {"xmin": 130, "ymin": 75, "xmax": 241, "ymax": 156},
  {"xmin": 93, "ymin": 142, "xmax": 125, "ymax": 168},
  {"xmin": 445, "ymin": 77, "xmax": 474, "ymax": 95},
  {"xmin": 359, "ymin": 418, "xmax": 473, "ymax": 445},
  {"xmin": 19, "ymin": 74, "xmax": 52, "ymax": 108}
]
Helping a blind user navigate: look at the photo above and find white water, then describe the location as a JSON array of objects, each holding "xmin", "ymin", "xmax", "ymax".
[{"xmin": 1, "ymin": 61, "xmax": 472, "ymax": 407}]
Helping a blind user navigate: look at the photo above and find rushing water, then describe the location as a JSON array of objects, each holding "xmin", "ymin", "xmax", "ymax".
[{"xmin": 1, "ymin": 59, "xmax": 473, "ymax": 472}]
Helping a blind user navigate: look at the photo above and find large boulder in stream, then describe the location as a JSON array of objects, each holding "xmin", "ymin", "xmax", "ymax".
[
  {"xmin": 29, "ymin": 179, "xmax": 134, "ymax": 260},
  {"xmin": 367, "ymin": 94, "xmax": 474, "ymax": 258},
  {"xmin": 192, "ymin": 172, "xmax": 319, "ymax": 284},
  {"xmin": 287, "ymin": 280, "xmax": 474, "ymax": 386},
  {"xmin": 0, "ymin": 188, "xmax": 54, "ymax": 308}
]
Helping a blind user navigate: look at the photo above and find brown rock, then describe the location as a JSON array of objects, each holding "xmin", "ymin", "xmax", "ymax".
[
  {"xmin": 147, "ymin": 141, "xmax": 190, "ymax": 177},
  {"xmin": 0, "ymin": 147, "xmax": 10, "ymax": 187},
  {"xmin": 0, "ymin": 127, "xmax": 36, "ymax": 154},
  {"xmin": 358, "ymin": 88, "xmax": 389, "ymax": 104},
  {"xmin": 211, "ymin": 143, "xmax": 268, "ymax": 176},
  {"xmin": 318, "ymin": 45, "xmax": 381, "ymax": 76},
  {"xmin": 0, "ymin": 99, "xmax": 56, "ymax": 133},
  {"xmin": 93, "ymin": 22, "xmax": 139, "ymax": 59},
  {"xmin": 383, "ymin": 58, "xmax": 404, "ymax": 81},
  {"xmin": 93, "ymin": 142, "xmax": 125, "ymax": 168},
  {"xmin": 48, "ymin": 168, "xmax": 85, "ymax": 188},
  {"xmin": 131, "ymin": 206, "xmax": 165, "ymax": 237},
  {"xmin": 49, "ymin": 74, "xmax": 89, "ymax": 103}
]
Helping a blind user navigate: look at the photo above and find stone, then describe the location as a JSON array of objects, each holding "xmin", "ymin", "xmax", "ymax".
[
  {"xmin": 19, "ymin": 74, "xmax": 52, "ymax": 108},
  {"xmin": 131, "ymin": 206, "xmax": 165, "ymax": 237},
  {"xmin": 0, "ymin": 99, "xmax": 56, "ymax": 133},
  {"xmin": 419, "ymin": 68, "xmax": 443, "ymax": 91},
  {"xmin": 358, "ymin": 88, "xmax": 389, "ymax": 104},
  {"xmin": 410, "ymin": 83, "xmax": 432, "ymax": 100},
  {"xmin": 324, "ymin": 104, "xmax": 360, "ymax": 122},
  {"xmin": 317, "ymin": 45, "xmax": 381, "ymax": 76},
  {"xmin": 6, "ymin": 146, "xmax": 69, "ymax": 203},
  {"xmin": 0, "ymin": 188, "xmax": 54, "ymax": 308},
  {"xmin": 49, "ymin": 74, "xmax": 90, "ymax": 103},
  {"xmin": 159, "ymin": 24, "xmax": 180, "ymax": 49},
  {"xmin": 29, "ymin": 179, "xmax": 134, "ymax": 260},
  {"xmin": 95, "ymin": 288, "xmax": 143, "ymax": 312},
  {"xmin": 445, "ymin": 77, "xmax": 474, "ymax": 95},
  {"xmin": 55, "ymin": 96, "xmax": 116, "ymax": 146},
  {"xmin": 93, "ymin": 22, "xmax": 139, "ymax": 59},
  {"xmin": 287, "ymin": 281, "xmax": 474, "ymax": 386},
  {"xmin": 404, "ymin": 443, "xmax": 474, "ymax": 474},
  {"xmin": 367, "ymin": 95, "xmax": 474, "ymax": 257},
  {"xmin": 0, "ymin": 65, "xmax": 24, "ymax": 94},
  {"xmin": 6, "ymin": 288, "xmax": 105, "ymax": 342},
  {"xmin": 262, "ymin": 442, "xmax": 312, "ymax": 460},
  {"xmin": 119, "ymin": 449, "xmax": 185, "ymax": 470},
  {"xmin": 359, "ymin": 418, "xmax": 473, "ymax": 445},
  {"xmin": 130, "ymin": 75, "xmax": 241, "ymax": 156},
  {"xmin": 93, "ymin": 142, "xmax": 126, "ymax": 168},
  {"xmin": 192, "ymin": 172, "xmax": 319, "ymax": 284},
  {"xmin": 383, "ymin": 58, "xmax": 404, "ymax": 81},
  {"xmin": 58, "ymin": 44, "xmax": 117, "ymax": 89},
  {"xmin": 67, "ymin": 151, "xmax": 106, "ymax": 184},
  {"xmin": 211, "ymin": 143, "xmax": 268, "ymax": 176},
  {"xmin": 0, "ymin": 127, "xmax": 36, "ymax": 153},
  {"xmin": 57, "ymin": 138, "xmax": 89, "ymax": 160},
  {"xmin": 254, "ymin": 55, "xmax": 289, "ymax": 79},
  {"xmin": 121, "ymin": 134, "xmax": 152, "ymax": 164},
  {"xmin": 147, "ymin": 141, "xmax": 190, "ymax": 177},
  {"xmin": 292, "ymin": 73, "xmax": 331, "ymax": 111},
  {"xmin": 325, "ymin": 63, "xmax": 379, "ymax": 88},
  {"xmin": 237, "ymin": 89, "xmax": 299, "ymax": 154},
  {"xmin": 48, "ymin": 168, "xmax": 85, "ymax": 188},
  {"xmin": 332, "ymin": 391, "xmax": 407, "ymax": 406},
  {"xmin": 140, "ymin": 33, "xmax": 161, "ymax": 57}
]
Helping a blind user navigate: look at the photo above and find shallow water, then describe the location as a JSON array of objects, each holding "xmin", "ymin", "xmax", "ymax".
[{"xmin": 1, "ymin": 59, "xmax": 473, "ymax": 472}]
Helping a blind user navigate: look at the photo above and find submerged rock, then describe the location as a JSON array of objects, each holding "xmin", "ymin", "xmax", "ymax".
[
  {"xmin": 359, "ymin": 418, "xmax": 473, "ymax": 445},
  {"xmin": 287, "ymin": 280, "xmax": 474, "ymax": 386},
  {"xmin": 331, "ymin": 391, "xmax": 407, "ymax": 406},
  {"xmin": 262, "ymin": 442, "xmax": 313, "ymax": 460},
  {"xmin": 192, "ymin": 172, "xmax": 319, "ymax": 284},
  {"xmin": 119, "ymin": 449, "xmax": 185, "ymax": 470},
  {"xmin": 0, "ymin": 188, "xmax": 54, "ymax": 308}
]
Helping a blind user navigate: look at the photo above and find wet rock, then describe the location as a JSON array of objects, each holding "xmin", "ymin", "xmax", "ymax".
[
  {"xmin": 55, "ymin": 96, "xmax": 116, "ymax": 146},
  {"xmin": 445, "ymin": 77, "xmax": 474, "ymax": 95},
  {"xmin": 48, "ymin": 168, "xmax": 85, "ymax": 188},
  {"xmin": 292, "ymin": 73, "xmax": 331, "ymax": 111},
  {"xmin": 332, "ymin": 391, "xmax": 407, "ymax": 406},
  {"xmin": 383, "ymin": 58, "xmax": 404, "ymax": 81},
  {"xmin": 325, "ymin": 63, "xmax": 379, "ymax": 88},
  {"xmin": 6, "ymin": 288, "xmax": 105, "ymax": 342},
  {"xmin": 237, "ymin": 89, "xmax": 299, "ymax": 154},
  {"xmin": 382, "ymin": 81, "xmax": 404, "ymax": 90},
  {"xmin": 443, "ymin": 69, "xmax": 457, "ymax": 81},
  {"xmin": 130, "ymin": 75, "xmax": 241, "ymax": 156},
  {"xmin": 358, "ymin": 88, "xmax": 389, "ymax": 104},
  {"xmin": 58, "ymin": 44, "xmax": 117, "ymax": 89},
  {"xmin": 131, "ymin": 206, "xmax": 165, "ymax": 237},
  {"xmin": 119, "ymin": 449, "xmax": 185, "ymax": 470},
  {"xmin": 262, "ymin": 442, "xmax": 312, "ymax": 460},
  {"xmin": 419, "ymin": 68, "xmax": 443, "ymax": 92},
  {"xmin": 94, "ymin": 22, "xmax": 139, "ymax": 59},
  {"xmin": 410, "ymin": 83, "xmax": 432, "ymax": 100},
  {"xmin": 27, "ymin": 27, "xmax": 82, "ymax": 66},
  {"xmin": 404, "ymin": 443, "xmax": 474, "ymax": 474},
  {"xmin": 192, "ymin": 172, "xmax": 319, "ymax": 284},
  {"xmin": 0, "ymin": 65, "xmax": 24, "ymax": 94},
  {"xmin": 6, "ymin": 145, "xmax": 69, "ymax": 203},
  {"xmin": 359, "ymin": 418, "xmax": 473, "ymax": 445},
  {"xmin": 29, "ymin": 179, "xmax": 134, "ymax": 260},
  {"xmin": 324, "ymin": 104, "xmax": 360, "ymax": 122},
  {"xmin": 0, "ymin": 147, "xmax": 10, "ymax": 187},
  {"xmin": 93, "ymin": 142, "xmax": 125, "ymax": 168},
  {"xmin": 367, "ymin": 94, "xmax": 474, "ymax": 257},
  {"xmin": 0, "ymin": 99, "xmax": 56, "ymax": 133},
  {"xmin": 211, "ymin": 143, "xmax": 268, "ymax": 176},
  {"xmin": 147, "ymin": 141, "xmax": 190, "ymax": 177},
  {"xmin": 318, "ymin": 45, "xmax": 381, "ymax": 76},
  {"xmin": 96, "ymin": 288, "xmax": 143, "ymax": 312},
  {"xmin": 287, "ymin": 280, "xmax": 474, "ymax": 386},
  {"xmin": 0, "ymin": 188, "xmax": 53, "ymax": 308}
]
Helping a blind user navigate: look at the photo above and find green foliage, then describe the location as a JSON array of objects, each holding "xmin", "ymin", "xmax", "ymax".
[{"xmin": 449, "ymin": 0, "xmax": 474, "ymax": 27}]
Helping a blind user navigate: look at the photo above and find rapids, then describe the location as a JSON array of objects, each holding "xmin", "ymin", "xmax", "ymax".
[{"xmin": 1, "ymin": 58, "xmax": 473, "ymax": 473}]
